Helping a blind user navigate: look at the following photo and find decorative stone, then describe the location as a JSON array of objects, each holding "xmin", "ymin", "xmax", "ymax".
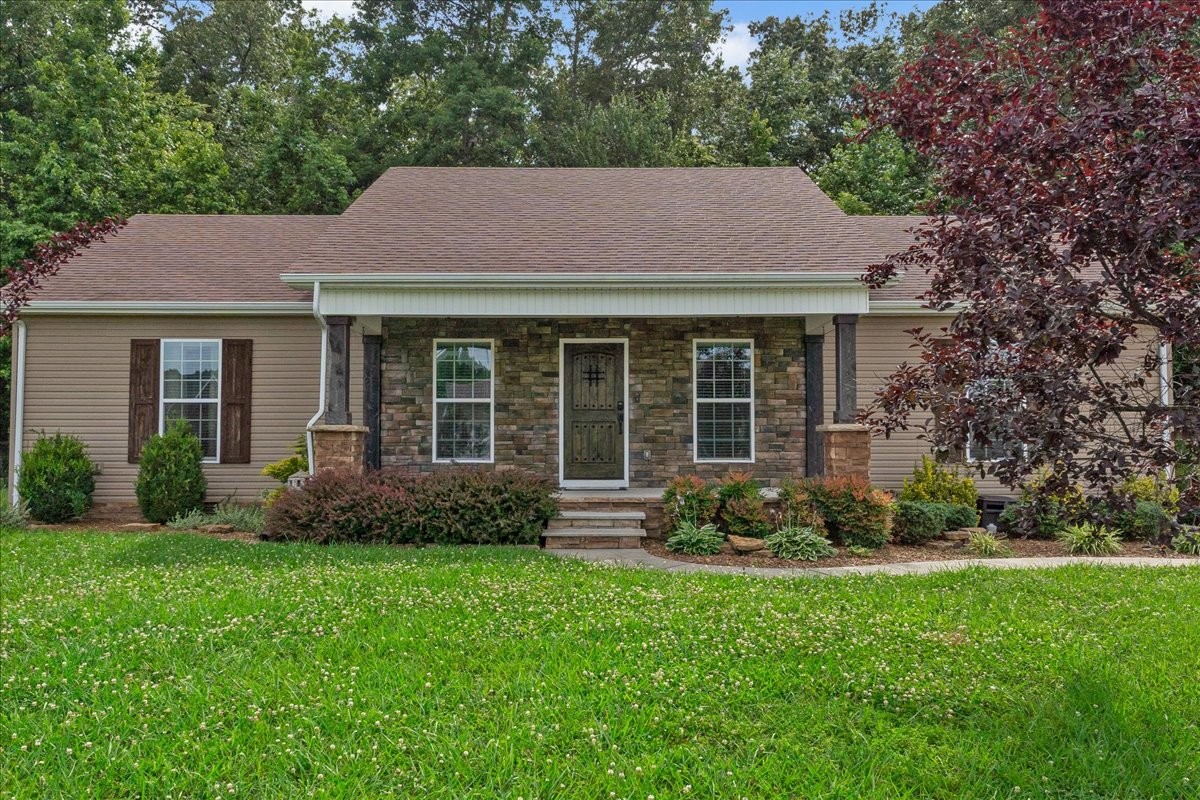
[
  {"xmin": 928, "ymin": 540, "xmax": 959, "ymax": 550},
  {"xmin": 817, "ymin": 423, "xmax": 871, "ymax": 479},
  {"xmin": 198, "ymin": 524, "xmax": 235, "ymax": 534},
  {"xmin": 962, "ymin": 527, "xmax": 988, "ymax": 535},
  {"xmin": 943, "ymin": 530, "xmax": 971, "ymax": 542},
  {"xmin": 309, "ymin": 424, "xmax": 369, "ymax": 474},
  {"xmin": 718, "ymin": 542, "xmax": 735, "ymax": 556},
  {"xmin": 120, "ymin": 522, "xmax": 161, "ymax": 530},
  {"xmin": 728, "ymin": 535, "xmax": 767, "ymax": 554}
]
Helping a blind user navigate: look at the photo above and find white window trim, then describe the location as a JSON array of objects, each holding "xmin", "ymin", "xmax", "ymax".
[
  {"xmin": 692, "ymin": 338, "xmax": 756, "ymax": 464},
  {"xmin": 160, "ymin": 338, "xmax": 221, "ymax": 465},
  {"xmin": 432, "ymin": 338, "xmax": 496, "ymax": 464}
]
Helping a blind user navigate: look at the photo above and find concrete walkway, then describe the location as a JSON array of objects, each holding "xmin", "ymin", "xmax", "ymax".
[{"xmin": 552, "ymin": 548, "xmax": 1199, "ymax": 578}]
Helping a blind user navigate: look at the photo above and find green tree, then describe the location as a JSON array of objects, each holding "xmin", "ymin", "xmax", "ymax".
[
  {"xmin": 899, "ymin": 0, "xmax": 1036, "ymax": 54},
  {"xmin": 815, "ymin": 120, "xmax": 934, "ymax": 215}
]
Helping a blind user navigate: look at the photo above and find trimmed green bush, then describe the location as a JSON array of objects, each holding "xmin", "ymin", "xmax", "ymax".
[
  {"xmin": 17, "ymin": 432, "xmax": 97, "ymax": 523},
  {"xmin": 662, "ymin": 475, "xmax": 718, "ymax": 530},
  {"xmin": 135, "ymin": 421, "xmax": 208, "ymax": 523},
  {"xmin": 1114, "ymin": 500, "xmax": 1171, "ymax": 540},
  {"xmin": 941, "ymin": 502, "xmax": 981, "ymax": 530},
  {"xmin": 805, "ymin": 475, "xmax": 892, "ymax": 550},
  {"xmin": 764, "ymin": 525, "xmax": 836, "ymax": 561},
  {"xmin": 666, "ymin": 521, "xmax": 724, "ymax": 555},
  {"xmin": 892, "ymin": 501, "xmax": 946, "ymax": 545},
  {"xmin": 1057, "ymin": 523, "xmax": 1123, "ymax": 555}
]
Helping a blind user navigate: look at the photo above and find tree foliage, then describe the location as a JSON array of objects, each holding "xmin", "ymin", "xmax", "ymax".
[{"xmin": 863, "ymin": 0, "xmax": 1200, "ymax": 511}]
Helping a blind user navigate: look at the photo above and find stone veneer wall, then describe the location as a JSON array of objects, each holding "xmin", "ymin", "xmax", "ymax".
[{"xmin": 380, "ymin": 318, "xmax": 808, "ymax": 487}]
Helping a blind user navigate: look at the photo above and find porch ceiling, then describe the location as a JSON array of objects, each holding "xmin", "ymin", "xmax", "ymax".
[{"xmin": 306, "ymin": 274, "xmax": 870, "ymax": 318}]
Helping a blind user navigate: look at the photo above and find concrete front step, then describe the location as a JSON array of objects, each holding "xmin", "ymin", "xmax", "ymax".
[{"xmin": 543, "ymin": 526, "xmax": 647, "ymax": 550}]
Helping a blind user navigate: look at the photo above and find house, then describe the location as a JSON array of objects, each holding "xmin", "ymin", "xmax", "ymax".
[{"xmin": 6, "ymin": 167, "xmax": 1168, "ymax": 525}]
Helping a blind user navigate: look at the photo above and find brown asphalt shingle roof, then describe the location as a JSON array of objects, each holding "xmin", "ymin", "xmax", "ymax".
[
  {"xmin": 858, "ymin": 215, "xmax": 936, "ymax": 302},
  {"xmin": 31, "ymin": 214, "xmax": 333, "ymax": 303},
  {"xmin": 287, "ymin": 167, "xmax": 891, "ymax": 276}
]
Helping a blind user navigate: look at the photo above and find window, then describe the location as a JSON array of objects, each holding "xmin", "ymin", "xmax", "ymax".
[
  {"xmin": 161, "ymin": 339, "xmax": 221, "ymax": 461},
  {"xmin": 694, "ymin": 340, "xmax": 754, "ymax": 462},
  {"xmin": 964, "ymin": 374, "xmax": 1019, "ymax": 464},
  {"xmin": 434, "ymin": 340, "xmax": 494, "ymax": 462}
]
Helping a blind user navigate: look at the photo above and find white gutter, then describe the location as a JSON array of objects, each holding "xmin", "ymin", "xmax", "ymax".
[
  {"xmin": 304, "ymin": 282, "xmax": 327, "ymax": 475},
  {"xmin": 9, "ymin": 321, "xmax": 27, "ymax": 506},
  {"xmin": 1159, "ymin": 342, "xmax": 1174, "ymax": 479},
  {"xmin": 280, "ymin": 271, "xmax": 871, "ymax": 290},
  {"xmin": 21, "ymin": 301, "xmax": 311, "ymax": 316}
]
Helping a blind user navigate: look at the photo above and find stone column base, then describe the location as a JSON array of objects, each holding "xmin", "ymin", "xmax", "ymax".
[
  {"xmin": 309, "ymin": 424, "xmax": 369, "ymax": 474},
  {"xmin": 817, "ymin": 424, "xmax": 871, "ymax": 480}
]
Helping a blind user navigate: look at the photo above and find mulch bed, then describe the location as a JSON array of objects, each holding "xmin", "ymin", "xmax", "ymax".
[{"xmin": 643, "ymin": 536, "xmax": 1197, "ymax": 568}]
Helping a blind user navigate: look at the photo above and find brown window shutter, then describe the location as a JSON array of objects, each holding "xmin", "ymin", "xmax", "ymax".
[
  {"xmin": 128, "ymin": 339, "xmax": 160, "ymax": 463},
  {"xmin": 220, "ymin": 339, "xmax": 253, "ymax": 464}
]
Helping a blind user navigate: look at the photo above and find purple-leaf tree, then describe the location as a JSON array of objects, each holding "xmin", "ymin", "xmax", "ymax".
[
  {"xmin": 862, "ymin": 0, "xmax": 1200, "ymax": 510},
  {"xmin": 1, "ymin": 218, "xmax": 126, "ymax": 336}
]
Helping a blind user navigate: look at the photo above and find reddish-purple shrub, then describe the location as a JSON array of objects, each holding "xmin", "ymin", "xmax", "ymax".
[
  {"xmin": 261, "ymin": 469, "xmax": 412, "ymax": 544},
  {"xmin": 804, "ymin": 475, "xmax": 894, "ymax": 550}
]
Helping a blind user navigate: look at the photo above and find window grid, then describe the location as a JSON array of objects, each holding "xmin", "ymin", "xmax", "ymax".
[
  {"xmin": 693, "ymin": 340, "xmax": 755, "ymax": 463},
  {"xmin": 160, "ymin": 339, "xmax": 221, "ymax": 463},
  {"xmin": 433, "ymin": 340, "xmax": 494, "ymax": 462}
]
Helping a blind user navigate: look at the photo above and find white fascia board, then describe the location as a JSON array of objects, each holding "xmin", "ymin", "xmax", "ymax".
[
  {"xmin": 280, "ymin": 271, "xmax": 869, "ymax": 290},
  {"xmin": 21, "ymin": 301, "xmax": 312, "ymax": 316}
]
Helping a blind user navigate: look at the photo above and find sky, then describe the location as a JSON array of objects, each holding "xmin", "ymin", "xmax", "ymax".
[{"xmin": 299, "ymin": 0, "xmax": 942, "ymax": 71}]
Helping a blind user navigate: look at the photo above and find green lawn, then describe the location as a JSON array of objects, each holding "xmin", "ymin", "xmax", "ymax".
[{"xmin": 1, "ymin": 532, "xmax": 1198, "ymax": 799}]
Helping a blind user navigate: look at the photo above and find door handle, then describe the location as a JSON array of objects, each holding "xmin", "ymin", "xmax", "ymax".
[{"xmin": 617, "ymin": 400, "xmax": 624, "ymax": 434}]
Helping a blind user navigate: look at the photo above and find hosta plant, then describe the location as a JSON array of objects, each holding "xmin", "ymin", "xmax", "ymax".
[
  {"xmin": 764, "ymin": 525, "xmax": 836, "ymax": 561},
  {"xmin": 1057, "ymin": 523, "xmax": 1123, "ymax": 556},
  {"xmin": 665, "ymin": 521, "xmax": 724, "ymax": 556},
  {"xmin": 967, "ymin": 531, "xmax": 1011, "ymax": 558}
]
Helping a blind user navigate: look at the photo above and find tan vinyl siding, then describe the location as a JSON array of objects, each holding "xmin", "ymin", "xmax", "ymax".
[
  {"xmin": 826, "ymin": 314, "xmax": 1166, "ymax": 493},
  {"xmin": 15, "ymin": 315, "xmax": 363, "ymax": 506}
]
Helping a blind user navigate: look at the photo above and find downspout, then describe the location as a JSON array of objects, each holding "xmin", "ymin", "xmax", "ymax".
[
  {"xmin": 9, "ymin": 321, "xmax": 27, "ymax": 506},
  {"xmin": 1159, "ymin": 342, "xmax": 1174, "ymax": 479},
  {"xmin": 305, "ymin": 282, "xmax": 327, "ymax": 475}
]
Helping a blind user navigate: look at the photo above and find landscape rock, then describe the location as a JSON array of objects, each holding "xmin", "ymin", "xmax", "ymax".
[
  {"xmin": 119, "ymin": 522, "xmax": 161, "ymax": 530},
  {"xmin": 728, "ymin": 535, "xmax": 767, "ymax": 554},
  {"xmin": 718, "ymin": 542, "xmax": 735, "ymax": 556},
  {"xmin": 928, "ymin": 540, "xmax": 960, "ymax": 550},
  {"xmin": 198, "ymin": 523, "xmax": 235, "ymax": 534},
  {"xmin": 943, "ymin": 530, "xmax": 971, "ymax": 542}
]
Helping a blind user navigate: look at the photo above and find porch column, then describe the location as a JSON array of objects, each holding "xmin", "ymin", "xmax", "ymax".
[
  {"xmin": 325, "ymin": 315, "xmax": 353, "ymax": 425},
  {"xmin": 833, "ymin": 314, "xmax": 857, "ymax": 424},
  {"xmin": 804, "ymin": 332, "xmax": 825, "ymax": 477},
  {"xmin": 819, "ymin": 313, "xmax": 871, "ymax": 480},
  {"xmin": 363, "ymin": 333, "xmax": 382, "ymax": 470}
]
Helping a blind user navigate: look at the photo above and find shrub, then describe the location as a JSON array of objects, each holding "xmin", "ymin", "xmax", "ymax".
[
  {"xmin": 892, "ymin": 501, "xmax": 946, "ymax": 545},
  {"xmin": 777, "ymin": 478, "xmax": 829, "ymax": 536},
  {"xmin": 717, "ymin": 471, "xmax": 760, "ymax": 505},
  {"xmin": 261, "ymin": 435, "xmax": 308, "ymax": 505},
  {"xmin": 166, "ymin": 508, "xmax": 208, "ymax": 530},
  {"xmin": 135, "ymin": 421, "xmax": 208, "ymax": 523},
  {"xmin": 1057, "ymin": 523, "xmax": 1123, "ymax": 556},
  {"xmin": 18, "ymin": 432, "xmax": 97, "ymax": 523},
  {"xmin": 665, "ymin": 520, "xmax": 724, "ymax": 555},
  {"xmin": 941, "ymin": 503, "xmax": 981, "ymax": 530},
  {"xmin": 1171, "ymin": 527, "xmax": 1200, "ymax": 556},
  {"xmin": 1117, "ymin": 474, "xmax": 1181, "ymax": 516},
  {"xmin": 1114, "ymin": 500, "xmax": 1171, "ymax": 540},
  {"xmin": 764, "ymin": 525, "xmax": 836, "ymax": 561},
  {"xmin": 263, "ymin": 469, "xmax": 411, "ymax": 544},
  {"xmin": 899, "ymin": 455, "xmax": 978, "ymax": 507},
  {"xmin": 721, "ymin": 496, "xmax": 771, "ymax": 539},
  {"xmin": 967, "ymin": 530, "xmax": 1012, "ymax": 558},
  {"xmin": 805, "ymin": 475, "xmax": 892, "ymax": 550},
  {"xmin": 662, "ymin": 475, "xmax": 718, "ymax": 530},
  {"xmin": 1, "ymin": 499, "xmax": 28, "ymax": 531},
  {"xmin": 1000, "ymin": 473, "xmax": 1087, "ymax": 538},
  {"xmin": 393, "ymin": 469, "xmax": 559, "ymax": 545}
]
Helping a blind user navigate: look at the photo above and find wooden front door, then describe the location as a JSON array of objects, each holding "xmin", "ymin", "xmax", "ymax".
[{"xmin": 562, "ymin": 342, "xmax": 626, "ymax": 482}]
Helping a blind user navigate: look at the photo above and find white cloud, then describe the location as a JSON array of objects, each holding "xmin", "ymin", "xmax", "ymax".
[
  {"xmin": 301, "ymin": 0, "xmax": 359, "ymax": 22},
  {"xmin": 713, "ymin": 22, "xmax": 756, "ymax": 72}
]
